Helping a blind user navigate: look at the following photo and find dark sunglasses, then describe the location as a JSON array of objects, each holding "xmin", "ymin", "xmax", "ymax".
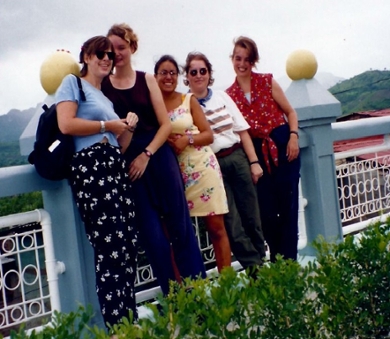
[
  {"xmin": 189, "ymin": 68, "xmax": 208, "ymax": 77},
  {"xmin": 95, "ymin": 51, "xmax": 115, "ymax": 61}
]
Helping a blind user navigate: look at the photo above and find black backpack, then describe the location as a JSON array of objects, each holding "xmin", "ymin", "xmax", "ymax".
[{"xmin": 28, "ymin": 75, "xmax": 86, "ymax": 181}]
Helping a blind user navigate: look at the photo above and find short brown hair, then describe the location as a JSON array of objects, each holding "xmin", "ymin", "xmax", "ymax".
[
  {"xmin": 231, "ymin": 36, "xmax": 260, "ymax": 65},
  {"xmin": 107, "ymin": 23, "xmax": 138, "ymax": 53},
  {"xmin": 79, "ymin": 36, "xmax": 114, "ymax": 77},
  {"xmin": 183, "ymin": 51, "xmax": 214, "ymax": 86}
]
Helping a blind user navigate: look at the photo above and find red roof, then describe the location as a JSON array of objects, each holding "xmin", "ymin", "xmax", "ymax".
[
  {"xmin": 333, "ymin": 109, "xmax": 390, "ymax": 165},
  {"xmin": 337, "ymin": 109, "xmax": 390, "ymax": 121},
  {"xmin": 333, "ymin": 135, "xmax": 384, "ymax": 153}
]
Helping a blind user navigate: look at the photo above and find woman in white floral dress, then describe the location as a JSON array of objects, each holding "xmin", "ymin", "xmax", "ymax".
[{"xmin": 154, "ymin": 55, "xmax": 231, "ymax": 272}]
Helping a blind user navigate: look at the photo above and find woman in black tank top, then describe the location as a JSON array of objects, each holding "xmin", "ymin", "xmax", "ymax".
[{"xmin": 102, "ymin": 23, "xmax": 206, "ymax": 296}]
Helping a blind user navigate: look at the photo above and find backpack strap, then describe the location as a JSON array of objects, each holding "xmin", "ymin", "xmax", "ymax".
[{"xmin": 73, "ymin": 75, "xmax": 86, "ymax": 102}]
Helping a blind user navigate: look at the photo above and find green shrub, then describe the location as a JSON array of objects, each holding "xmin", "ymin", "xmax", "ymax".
[
  {"xmin": 311, "ymin": 221, "xmax": 390, "ymax": 338},
  {"xmin": 4, "ymin": 221, "xmax": 390, "ymax": 339},
  {"xmin": 7, "ymin": 305, "xmax": 95, "ymax": 339}
]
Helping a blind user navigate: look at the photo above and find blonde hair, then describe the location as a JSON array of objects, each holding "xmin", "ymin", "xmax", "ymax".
[{"xmin": 107, "ymin": 23, "xmax": 138, "ymax": 53}]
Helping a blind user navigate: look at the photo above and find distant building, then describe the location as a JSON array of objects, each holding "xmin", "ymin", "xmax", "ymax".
[{"xmin": 334, "ymin": 108, "xmax": 390, "ymax": 165}]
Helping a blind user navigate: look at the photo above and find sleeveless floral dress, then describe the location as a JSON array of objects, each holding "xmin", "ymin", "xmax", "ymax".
[{"xmin": 168, "ymin": 93, "xmax": 228, "ymax": 217}]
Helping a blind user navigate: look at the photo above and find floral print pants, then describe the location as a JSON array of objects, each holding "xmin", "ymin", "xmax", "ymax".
[{"xmin": 69, "ymin": 142, "xmax": 138, "ymax": 327}]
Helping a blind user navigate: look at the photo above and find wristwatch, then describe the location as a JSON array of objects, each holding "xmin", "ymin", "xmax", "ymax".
[{"xmin": 143, "ymin": 149, "xmax": 153, "ymax": 158}]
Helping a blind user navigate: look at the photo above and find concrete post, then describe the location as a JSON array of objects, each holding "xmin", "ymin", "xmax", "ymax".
[{"xmin": 285, "ymin": 78, "xmax": 343, "ymax": 255}]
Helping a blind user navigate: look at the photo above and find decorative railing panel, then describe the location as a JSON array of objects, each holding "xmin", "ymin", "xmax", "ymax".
[
  {"xmin": 335, "ymin": 147, "xmax": 390, "ymax": 226},
  {"xmin": 135, "ymin": 217, "xmax": 216, "ymax": 292},
  {"xmin": 0, "ymin": 222, "xmax": 49, "ymax": 336}
]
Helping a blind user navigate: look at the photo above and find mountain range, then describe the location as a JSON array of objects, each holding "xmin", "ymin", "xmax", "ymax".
[
  {"xmin": 0, "ymin": 107, "xmax": 36, "ymax": 143},
  {"xmin": 329, "ymin": 70, "xmax": 390, "ymax": 116},
  {"xmin": 1, "ymin": 70, "xmax": 390, "ymax": 145}
]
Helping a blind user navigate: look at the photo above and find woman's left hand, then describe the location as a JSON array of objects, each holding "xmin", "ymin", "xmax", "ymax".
[
  {"xmin": 250, "ymin": 163, "xmax": 263, "ymax": 184},
  {"xmin": 286, "ymin": 136, "xmax": 300, "ymax": 162}
]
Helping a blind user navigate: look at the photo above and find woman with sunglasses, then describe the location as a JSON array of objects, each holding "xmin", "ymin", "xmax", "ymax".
[
  {"xmin": 101, "ymin": 24, "xmax": 206, "ymax": 295},
  {"xmin": 56, "ymin": 36, "xmax": 138, "ymax": 329},
  {"xmin": 154, "ymin": 55, "xmax": 231, "ymax": 273},
  {"xmin": 184, "ymin": 52, "xmax": 266, "ymax": 275},
  {"xmin": 226, "ymin": 36, "xmax": 300, "ymax": 262}
]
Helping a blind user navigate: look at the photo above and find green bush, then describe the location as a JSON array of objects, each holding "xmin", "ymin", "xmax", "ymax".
[
  {"xmin": 0, "ymin": 192, "xmax": 43, "ymax": 217},
  {"xmin": 311, "ymin": 222, "xmax": 390, "ymax": 338},
  {"xmin": 5, "ymin": 221, "xmax": 390, "ymax": 339}
]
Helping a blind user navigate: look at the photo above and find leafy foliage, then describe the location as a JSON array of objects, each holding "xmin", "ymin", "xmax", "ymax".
[
  {"xmin": 0, "ymin": 192, "xmax": 43, "ymax": 217},
  {"xmin": 0, "ymin": 142, "xmax": 29, "ymax": 167},
  {"xmin": 4, "ymin": 220, "xmax": 390, "ymax": 338},
  {"xmin": 311, "ymin": 222, "xmax": 390, "ymax": 338},
  {"xmin": 330, "ymin": 70, "xmax": 390, "ymax": 116},
  {"xmin": 0, "ymin": 141, "xmax": 42, "ymax": 218},
  {"xmin": 7, "ymin": 305, "xmax": 96, "ymax": 339}
]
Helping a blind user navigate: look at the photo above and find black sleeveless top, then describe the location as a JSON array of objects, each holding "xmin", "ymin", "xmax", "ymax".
[{"xmin": 101, "ymin": 71, "xmax": 159, "ymax": 135}]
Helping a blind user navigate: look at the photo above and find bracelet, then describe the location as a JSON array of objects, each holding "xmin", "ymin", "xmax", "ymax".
[
  {"xmin": 100, "ymin": 121, "xmax": 105, "ymax": 134},
  {"xmin": 290, "ymin": 131, "xmax": 299, "ymax": 138},
  {"xmin": 143, "ymin": 149, "xmax": 153, "ymax": 158},
  {"xmin": 128, "ymin": 126, "xmax": 136, "ymax": 133},
  {"xmin": 249, "ymin": 160, "xmax": 259, "ymax": 166}
]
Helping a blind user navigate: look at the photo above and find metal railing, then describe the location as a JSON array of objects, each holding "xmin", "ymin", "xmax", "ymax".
[
  {"xmin": 0, "ymin": 210, "xmax": 65, "ymax": 336},
  {"xmin": 2, "ymin": 115, "xmax": 390, "ymax": 332},
  {"xmin": 333, "ymin": 121, "xmax": 390, "ymax": 235},
  {"xmin": 134, "ymin": 216, "xmax": 218, "ymax": 303}
]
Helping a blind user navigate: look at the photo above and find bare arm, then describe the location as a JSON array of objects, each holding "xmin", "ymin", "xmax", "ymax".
[
  {"xmin": 237, "ymin": 129, "xmax": 263, "ymax": 184},
  {"xmin": 127, "ymin": 73, "xmax": 172, "ymax": 181},
  {"xmin": 56, "ymin": 101, "xmax": 129, "ymax": 137},
  {"xmin": 168, "ymin": 96, "xmax": 213, "ymax": 154},
  {"xmin": 271, "ymin": 78, "xmax": 299, "ymax": 161},
  {"xmin": 145, "ymin": 73, "xmax": 172, "ymax": 153}
]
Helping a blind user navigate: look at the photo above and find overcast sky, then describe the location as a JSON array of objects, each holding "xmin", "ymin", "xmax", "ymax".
[{"xmin": 1, "ymin": 0, "xmax": 389, "ymax": 116}]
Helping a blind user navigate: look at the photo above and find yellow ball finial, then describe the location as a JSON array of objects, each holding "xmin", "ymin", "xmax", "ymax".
[
  {"xmin": 40, "ymin": 50, "xmax": 80, "ymax": 95},
  {"xmin": 286, "ymin": 49, "xmax": 318, "ymax": 81}
]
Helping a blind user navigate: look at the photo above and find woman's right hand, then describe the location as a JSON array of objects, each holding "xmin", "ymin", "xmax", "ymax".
[
  {"xmin": 126, "ymin": 112, "xmax": 138, "ymax": 130},
  {"xmin": 250, "ymin": 163, "xmax": 263, "ymax": 184},
  {"xmin": 128, "ymin": 153, "xmax": 150, "ymax": 182},
  {"xmin": 167, "ymin": 134, "xmax": 187, "ymax": 155},
  {"xmin": 106, "ymin": 119, "xmax": 131, "ymax": 137}
]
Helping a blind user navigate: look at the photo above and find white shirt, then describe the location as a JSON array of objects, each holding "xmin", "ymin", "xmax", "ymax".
[{"xmin": 201, "ymin": 90, "xmax": 249, "ymax": 153}]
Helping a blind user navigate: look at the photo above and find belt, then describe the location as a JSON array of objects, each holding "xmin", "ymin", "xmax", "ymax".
[{"xmin": 215, "ymin": 143, "xmax": 242, "ymax": 158}]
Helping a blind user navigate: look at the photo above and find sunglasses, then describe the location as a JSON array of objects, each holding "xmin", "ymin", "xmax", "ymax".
[
  {"xmin": 189, "ymin": 68, "xmax": 208, "ymax": 77},
  {"xmin": 157, "ymin": 70, "xmax": 178, "ymax": 77},
  {"xmin": 95, "ymin": 51, "xmax": 115, "ymax": 61}
]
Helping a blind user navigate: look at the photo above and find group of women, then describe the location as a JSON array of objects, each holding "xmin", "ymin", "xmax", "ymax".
[{"xmin": 55, "ymin": 23, "xmax": 300, "ymax": 331}]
